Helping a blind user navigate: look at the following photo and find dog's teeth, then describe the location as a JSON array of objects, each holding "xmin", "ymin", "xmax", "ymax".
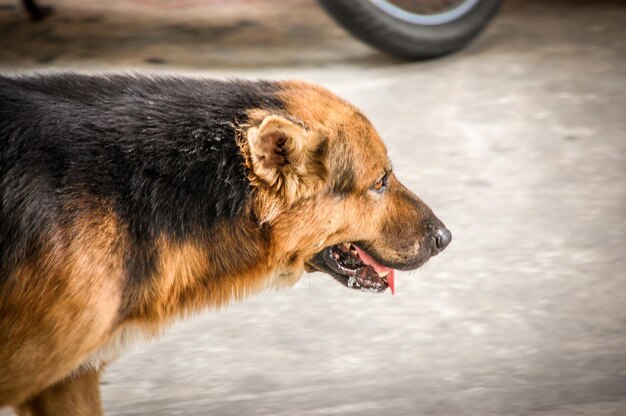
[
  {"xmin": 347, "ymin": 276, "xmax": 360, "ymax": 288},
  {"xmin": 377, "ymin": 270, "xmax": 390, "ymax": 278}
]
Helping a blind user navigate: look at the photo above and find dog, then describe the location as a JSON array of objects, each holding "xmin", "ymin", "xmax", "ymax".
[{"xmin": 0, "ymin": 73, "xmax": 451, "ymax": 415}]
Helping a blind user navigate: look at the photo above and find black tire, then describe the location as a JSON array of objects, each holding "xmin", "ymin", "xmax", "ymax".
[{"xmin": 318, "ymin": 0, "xmax": 502, "ymax": 60}]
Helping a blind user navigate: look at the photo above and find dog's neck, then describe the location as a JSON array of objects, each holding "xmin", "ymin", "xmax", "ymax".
[{"xmin": 119, "ymin": 214, "xmax": 302, "ymax": 327}]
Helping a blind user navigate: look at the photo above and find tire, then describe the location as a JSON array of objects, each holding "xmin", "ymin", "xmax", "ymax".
[{"xmin": 318, "ymin": 0, "xmax": 502, "ymax": 60}]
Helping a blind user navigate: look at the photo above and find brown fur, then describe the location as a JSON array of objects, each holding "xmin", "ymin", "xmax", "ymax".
[
  {"xmin": 15, "ymin": 370, "xmax": 102, "ymax": 416},
  {"xmin": 0, "ymin": 80, "xmax": 446, "ymax": 415},
  {"xmin": 0, "ymin": 203, "xmax": 124, "ymax": 406}
]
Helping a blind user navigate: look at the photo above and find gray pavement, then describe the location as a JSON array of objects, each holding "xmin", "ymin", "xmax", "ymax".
[{"xmin": 1, "ymin": 0, "xmax": 625, "ymax": 415}]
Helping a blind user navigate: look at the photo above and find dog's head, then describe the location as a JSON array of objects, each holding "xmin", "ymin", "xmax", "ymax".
[{"xmin": 241, "ymin": 81, "xmax": 450, "ymax": 293}]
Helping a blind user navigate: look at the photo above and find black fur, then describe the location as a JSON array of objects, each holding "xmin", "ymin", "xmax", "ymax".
[{"xmin": 0, "ymin": 73, "xmax": 285, "ymax": 285}]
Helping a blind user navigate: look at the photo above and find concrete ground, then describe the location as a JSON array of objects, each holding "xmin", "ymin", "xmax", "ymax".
[{"xmin": 1, "ymin": 0, "xmax": 625, "ymax": 415}]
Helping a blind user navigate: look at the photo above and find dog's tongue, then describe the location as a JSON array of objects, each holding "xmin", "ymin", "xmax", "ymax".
[{"xmin": 354, "ymin": 246, "xmax": 395, "ymax": 295}]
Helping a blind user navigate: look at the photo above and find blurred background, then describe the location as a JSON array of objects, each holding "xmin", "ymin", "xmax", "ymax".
[{"xmin": 1, "ymin": 0, "xmax": 625, "ymax": 415}]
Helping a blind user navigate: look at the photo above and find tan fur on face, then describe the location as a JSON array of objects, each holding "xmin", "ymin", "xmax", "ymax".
[
  {"xmin": 242, "ymin": 82, "xmax": 391, "ymax": 261},
  {"xmin": 240, "ymin": 80, "xmax": 435, "ymax": 275},
  {"xmin": 275, "ymin": 80, "xmax": 390, "ymax": 192}
]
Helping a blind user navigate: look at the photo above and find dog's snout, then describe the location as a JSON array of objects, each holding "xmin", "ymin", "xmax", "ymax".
[{"xmin": 434, "ymin": 227, "xmax": 452, "ymax": 252}]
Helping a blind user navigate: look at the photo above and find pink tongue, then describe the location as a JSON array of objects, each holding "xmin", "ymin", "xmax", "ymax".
[{"xmin": 353, "ymin": 246, "xmax": 395, "ymax": 295}]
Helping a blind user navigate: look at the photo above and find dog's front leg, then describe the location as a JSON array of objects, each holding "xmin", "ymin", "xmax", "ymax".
[{"xmin": 14, "ymin": 369, "xmax": 103, "ymax": 416}]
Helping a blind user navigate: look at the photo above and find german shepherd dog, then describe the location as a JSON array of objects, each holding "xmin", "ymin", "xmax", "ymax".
[{"xmin": 0, "ymin": 74, "xmax": 451, "ymax": 415}]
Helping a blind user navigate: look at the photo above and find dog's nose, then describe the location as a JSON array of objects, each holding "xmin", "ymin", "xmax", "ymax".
[{"xmin": 433, "ymin": 227, "xmax": 452, "ymax": 252}]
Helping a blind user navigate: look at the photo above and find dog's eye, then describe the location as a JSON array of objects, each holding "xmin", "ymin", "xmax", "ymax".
[{"xmin": 371, "ymin": 174, "xmax": 388, "ymax": 194}]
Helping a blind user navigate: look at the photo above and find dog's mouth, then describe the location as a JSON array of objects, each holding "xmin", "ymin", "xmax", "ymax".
[{"xmin": 308, "ymin": 243, "xmax": 396, "ymax": 294}]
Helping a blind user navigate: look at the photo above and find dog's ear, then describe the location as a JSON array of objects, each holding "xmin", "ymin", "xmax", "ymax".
[
  {"xmin": 246, "ymin": 115, "xmax": 327, "ymax": 203},
  {"xmin": 247, "ymin": 115, "xmax": 306, "ymax": 184}
]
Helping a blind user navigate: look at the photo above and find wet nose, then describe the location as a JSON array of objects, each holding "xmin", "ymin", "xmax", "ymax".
[{"xmin": 433, "ymin": 227, "xmax": 452, "ymax": 252}]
